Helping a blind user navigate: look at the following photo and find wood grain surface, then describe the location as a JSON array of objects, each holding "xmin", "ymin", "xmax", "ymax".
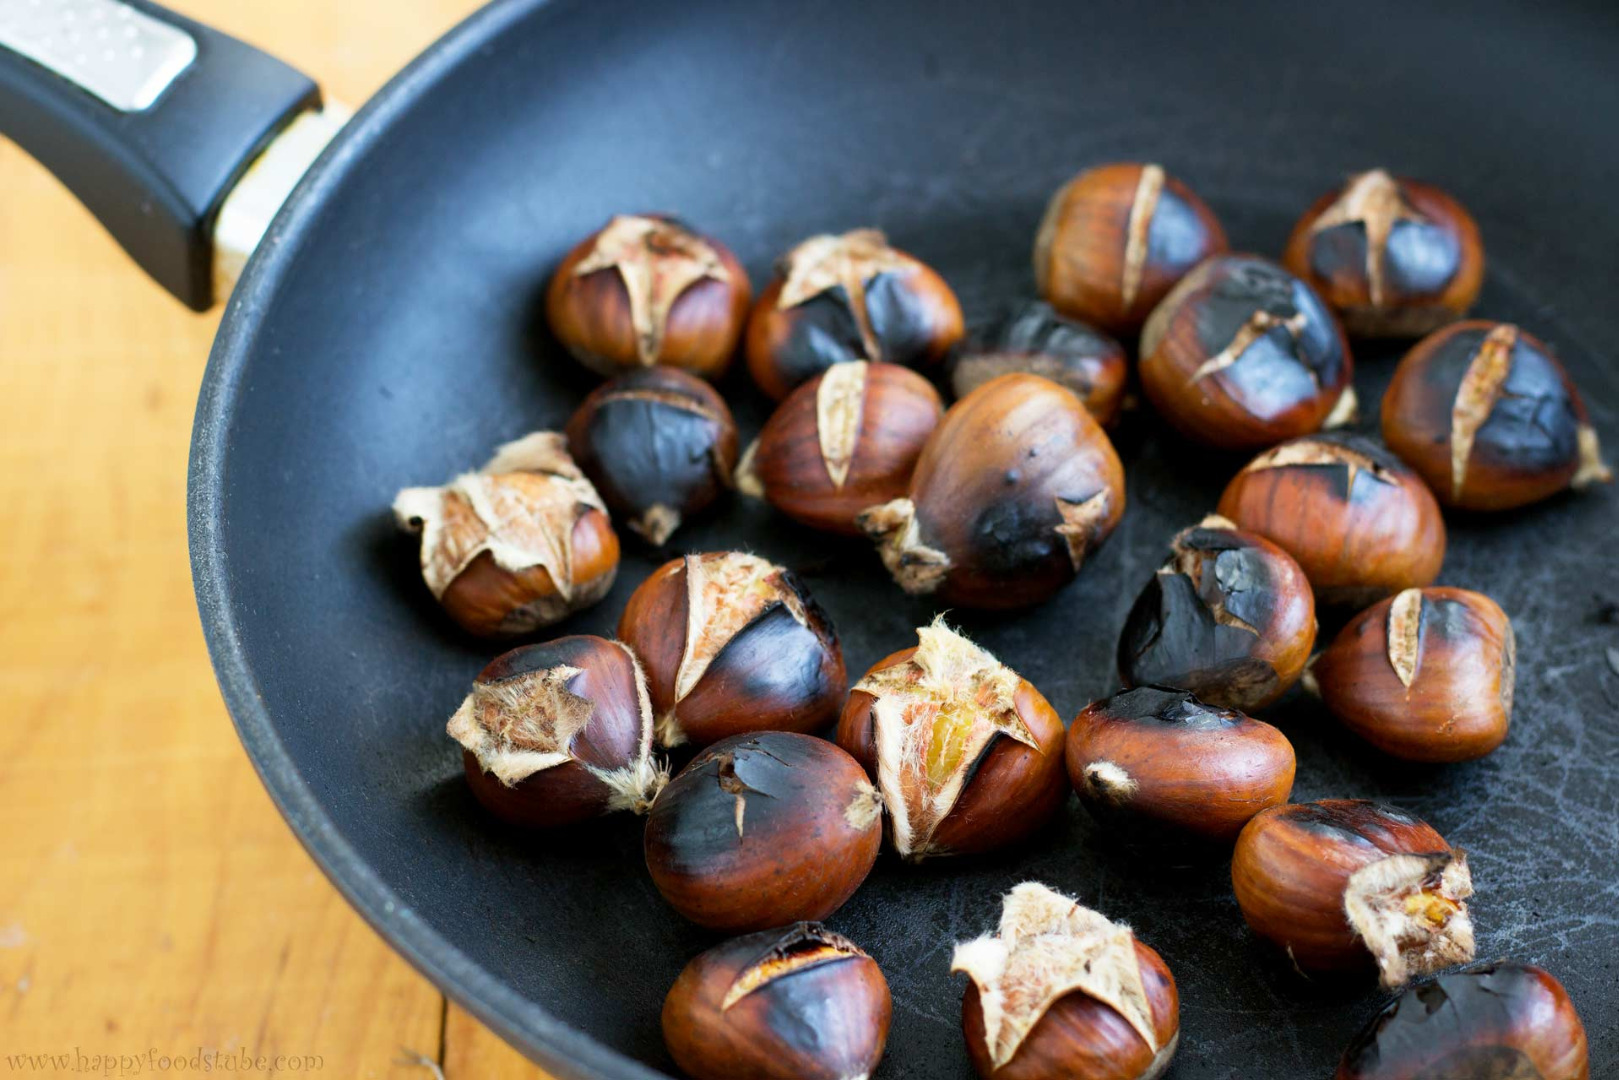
[{"xmin": 0, "ymin": 3, "xmax": 550, "ymax": 1076}]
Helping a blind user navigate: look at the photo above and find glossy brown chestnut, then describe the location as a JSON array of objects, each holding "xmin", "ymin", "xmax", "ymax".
[
  {"xmin": 1382, "ymin": 321, "xmax": 1611, "ymax": 510},
  {"xmin": 564, "ymin": 366, "xmax": 738, "ymax": 545},
  {"xmin": 392, "ymin": 432, "xmax": 620, "ymax": 636},
  {"xmin": 947, "ymin": 300, "xmax": 1129, "ymax": 426},
  {"xmin": 736, "ymin": 360, "xmax": 943, "ymax": 535},
  {"xmin": 1283, "ymin": 169, "xmax": 1484, "ymax": 338},
  {"xmin": 744, "ymin": 228, "xmax": 965, "ymax": 401},
  {"xmin": 1139, "ymin": 254, "xmax": 1355, "ymax": 450},
  {"xmin": 617, "ymin": 552, "xmax": 846, "ymax": 748},
  {"xmin": 857, "ymin": 373, "xmax": 1125, "ymax": 610},
  {"xmin": 1231, "ymin": 800, "xmax": 1475, "ymax": 988},
  {"xmin": 954, "ymin": 882, "xmax": 1180, "ymax": 1080},
  {"xmin": 662, "ymin": 922, "xmax": 892, "ymax": 1080},
  {"xmin": 1034, "ymin": 161, "xmax": 1228, "ymax": 335},
  {"xmin": 545, "ymin": 213, "xmax": 751, "ymax": 381},
  {"xmin": 1217, "ymin": 433, "xmax": 1446, "ymax": 608},
  {"xmin": 1066, "ymin": 686, "xmax": 1295, "ymax": 848},
  {"xmin": 836, "ymin": 619, "xmax": 1067, "ymax": 861},
  {"xmin": 1117, "ymin": 516, "xmax": 1316, "ymax": 712},
  {"xmin": 1307, "ymin": 587, "xmax": 1514, "ymax": 763},
  {"xmin": 643, "ymin": 732, "xmax": 882, "ymax": 933},
  {"xmin": 1336, "ymin": 961, "xmax": 1589, "ymax": 1080},
  {"xmin": 447, "ymin": 635, "xmax": 664, "ymax": 828}
]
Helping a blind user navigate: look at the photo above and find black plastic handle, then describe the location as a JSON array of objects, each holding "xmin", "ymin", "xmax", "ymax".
[{"xmin": 0, "ymin": 1, "xmax": 319, "ymax": 310}]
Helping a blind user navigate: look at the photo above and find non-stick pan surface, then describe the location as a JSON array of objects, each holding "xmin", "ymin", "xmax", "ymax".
[{"xmin": 190, "ymin": 1, "xmax": 1619, "ymax": 1075}]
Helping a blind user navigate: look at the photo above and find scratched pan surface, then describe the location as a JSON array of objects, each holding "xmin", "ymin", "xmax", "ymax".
[{"xmin": 189, "ymin": 1, "xmax": 1619, "ymax": 1076}]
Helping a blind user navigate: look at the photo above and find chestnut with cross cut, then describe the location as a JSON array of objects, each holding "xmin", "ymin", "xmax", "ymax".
[
  {"xmin": 947, "ymin": 300, "xmax": 1130, "ymax": 426},
  {"xmin": 642, "ymin": 732, "xmax": 882, "ymax": 933}
]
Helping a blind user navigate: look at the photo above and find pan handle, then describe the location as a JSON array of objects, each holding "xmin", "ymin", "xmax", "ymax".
[{"xmin": 0, "ymin": 0, "xmax": 329, "ymax": 310}]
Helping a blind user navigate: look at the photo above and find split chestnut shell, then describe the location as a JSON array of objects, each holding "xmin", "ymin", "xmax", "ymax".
[{"xmin": 948, "ymin": 300, "xmax": 1129, "ymax": 426}]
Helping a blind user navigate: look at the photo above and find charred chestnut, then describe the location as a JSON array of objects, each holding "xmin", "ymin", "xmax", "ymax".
[
  {"xmin": 447, "ymin": 635, "xmax": 664, "ymax": 828},
  {"xmin": 1283, "ymin": 169, "xmax": 1484, "ymax": 338},
  {"xmin": 1034, "ymin": 161, "xmax": 1228, "ymax": 335},
  {"xmin": 948, "ymin": 301, "xmax": 1129, "ymax": 426},
  {"xmin": 617, "ymin": 552, "xmax": 846, "ymax": 749},
  {"xmin": 1336, "ymin": 961, "xmax": 1589, "ymax": 1080},
  {"xmin": 836, "ymin": 619, "xmax": 1067, "ymax": 861},
  {"xmin": 1217, "ymin": 434, "xmax": 1446, "ymax": 608},
  {"xmin": 1231, "ymin": 800, "xmax": 1475, "ymax": 987},
  {"xmin": 1382, "ymin": 321, "xmax": 1611, "ymax": 510},
  {"xmin": 1117, "ymin": 516, "xmax": 1316, "ymax": 712},
  {"xmin": 857, "ymin": 373, "xmax": 1125, "ymax": 610},
  {"xmin": 643, "ymin": 732, "xmax": 882, "ymax": 933},
  {"xmin": 736, "ymin": 360, "xmax": 943, "ymax": 535},
  {"xmin": 663, "ymin": 923, "xmax": 892, "ymax": 1080},
  {"xmin": 1140, "ymin": 254, "xmax": 1355, "ymax": 450},
  {"xmin": 546, "ymin": 214, "xmax": 750, "ymax": 381},
  {"xmin": 1066, "ymin": 686, "xmax": 1295, "ymax": 848},
  {"xmin": 1307, "ymin": 587, "xmax": 1514, "ymax": 763},
  {"xmin": 953, "ymin": 882, "xmax": 1180, "ymax": 1080},
  {"xmin": 745, "ymin": 229, "xmax": 965, "ymax": 401},
  {"xmin": 392, "ymin": 432, "xmax": 619, "ymax": 636},
  {"xmin": 564, "ymin": 366, "xmax": 738, "ymax": 545}
]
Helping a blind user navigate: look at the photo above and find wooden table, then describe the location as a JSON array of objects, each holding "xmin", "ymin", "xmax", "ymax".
[{"xmin": 0, "ymin": 4, "xmax": 551, "ymax": 1076}]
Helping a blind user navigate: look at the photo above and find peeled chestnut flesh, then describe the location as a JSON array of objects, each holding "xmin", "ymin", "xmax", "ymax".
[
  {"xmin": 617, "ymin": 552, "xmax": 845, "ymax": 749},
  {"xmin": 1217, "ymin": 433, "xmax": 1446, "ymax": 608},
  {"xmin": 546, "ymin": 213, "xmax": 750, "ymax": 381},
  {"xmin": 948, "ymin": 300, "xmax": 1129, "ymax": 426},
  {"xmin": 837, "ymin": 619, "xmax": 1067, "ymax": 861},
  {"xmin": 1336, "ymin": 961, "xmax": 1589, "ymax": 1080},
  {"xmin": 953, "ymin": 882, "xmax": 1180, "ymax": 1080},
  {"xmin": 1066, "ymin": 686, "xmax": 1295, "ymax": 849},
  {"xmin": 643, "ymin": 732, "xmax": 881, "ymax": 933},
  {"xmin": 392, "ymin": 432, "xmax": 619, "ymax": 636},
  {"xmin": 745, "ymin": 228, "xmax": 965, "ymax": 401},
  {"xmin": 1308, "ymin": 586, "xmax": 1514, "ymax": 763},
  {"xmin": 1117, "ymin": 516, "xmax": 1316, "ymax": 712},
  {"xmin": 858, "ymin": 373, "xmax": 1125, "ymax": 610},
  {"xmin": 1382, "ymin": 320, "xmax": 1611, "ymax": 510},
  {"xmin": 1140, "ymin": 253, "xmax": 1355, "ymax": 450},
  {"xmin": 736, "ymin": 360, "xmax": 942, "ymax": 535},
  {"xmin": 1231, "ymin": 799, "xmax": 1475, "ymax": 988},
  {"xmin": 447, "ymin": 635, "xmax": 664, "ymax": 828},
  {"xmin": 1283, "ymin": 169, "xmax": 1484, "ymax": 338},
  {"xmin": 1034, "ymin": 161, "xmax": 1228, "ymax": 335}
]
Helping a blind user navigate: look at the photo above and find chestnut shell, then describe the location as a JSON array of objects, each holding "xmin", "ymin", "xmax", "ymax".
[{"xmin": 948, "ymin": 300, "xmax": 1130, "ymax": 426}]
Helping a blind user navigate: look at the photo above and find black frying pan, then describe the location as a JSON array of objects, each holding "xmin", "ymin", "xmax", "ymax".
[{"xmin": 5, "ymin": 2, "xmax": 1617, "ymax": 1076}]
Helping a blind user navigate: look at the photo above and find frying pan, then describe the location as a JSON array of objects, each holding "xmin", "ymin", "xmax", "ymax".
[{"xmin": 5, "ymin": 1, "xmax": 1617, "ymax": 1076}]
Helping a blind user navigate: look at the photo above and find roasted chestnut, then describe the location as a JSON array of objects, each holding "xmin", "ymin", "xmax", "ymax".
[
  {"xmin": 953, "ymin": 882, "xmax": 1180, "ymax": 1080},
  {"xmin": 1306, "ymin": 587, "xmax": 1514, "ymax": 763},
  {"xmin": 736, "ymin": 360, "xmax": 942, "ymax": 535},
  {"xmin": 447, "ymin": 635, "xmax": 664, "ymax": 827},
  {"xmin": 1217, "ymin": 434, "xmax": 1446, "ymax": 608},
  {"xmin": 1336, "ymin": 961, "xmax": 1589, "ymax": 1080},
  {"xmin": 1034, "ymin": 161, "xmax": 1228, "ymax": 335},
  {"xmin": 617, "ymin": 552, "xmax": 845, "ymax": 748},
  {"xmin": 546, "ymin": 214, "xmax": 751, "ymax": 381},
  {"xmin": 663, "ymin": 923, "xmax": 892, "ymax": 1080},
  {"xmin": 836, "ymin": 619, "xmax": 1067, "ymax": 861},
  {"xmin": 643, "ymin": 732, "xmax": 882, "ymax": 933},
  {"xmin": 1231, "ymin": 800, "xmax": 1475, "ymax": 988},
  {"xmin": 1382, "ymin": 320, "xmax": 1611, "ymax": 510},
  {"xmin": 1283, "ymin": 169, "xmax": 1484, "ymax": 338},
  {"xmin": 1066, "ymin": 686, "xmax": 1295, "ymax": 848},
  {"xmin": 947, "ymin": 300, "xmax": 1129, "ymax": 426},
  {"xmin": 857, "ymin": 373, "xmax": 1125, "ymax": 610},
  {"xmin": 744, "ymin": 228, "xmax": 965, "ymax": 401},
  {"xmin": 1139, "ymin": 254, "xmax": 1355, "ymax": 450},
  {"xmin": 1117, "ymin": 516, "xmax": 1316, "ymax": 713},
  {"xmin": 563, "ymin": 366, "xmax": 738, "ymax": 545},
  {"xmin": 392, "ymin": 432, "xmax": 620, "ymax": 636}
]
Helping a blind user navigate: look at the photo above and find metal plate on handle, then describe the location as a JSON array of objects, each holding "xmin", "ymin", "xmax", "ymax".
[{"xmin": 0, "ymin": 0, "xmax": 196, "ymax": 111}]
